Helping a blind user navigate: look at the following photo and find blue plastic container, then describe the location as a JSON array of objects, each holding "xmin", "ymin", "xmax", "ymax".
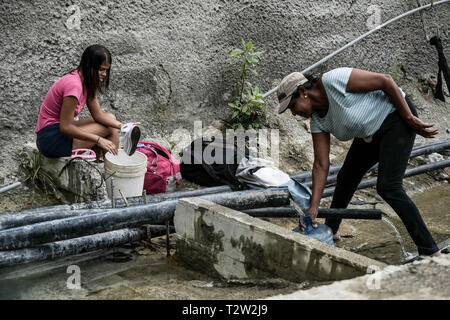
[{"xmin": 293, "ymin": 215, "xmax": 335, "ymax": 246}]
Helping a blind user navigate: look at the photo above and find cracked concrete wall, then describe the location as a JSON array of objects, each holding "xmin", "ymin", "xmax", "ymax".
[
  {"xmin": 0, "ymin": 0, "xmax": 449, "ymax": 184},
  {"xmin": 174, "ymin": 197, "xmax": 386, "ymax": 282}
]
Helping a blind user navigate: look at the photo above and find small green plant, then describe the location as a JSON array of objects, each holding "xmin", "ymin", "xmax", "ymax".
[
  {"xmin": 19, "ymin": 151, "xmax": 57, "ymax": 197},
  {"xmin": 225, "ymin": 40, "xmax": 265, "ymax": 130}
]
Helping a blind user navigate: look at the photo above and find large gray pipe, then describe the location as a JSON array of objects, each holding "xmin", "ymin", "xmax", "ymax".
[
  {"xmin": 1, "ymin": 152, "xmax": 448, "ymax": 231},
  {"xmin": 294, "ymin": 139, "xmax": 450, "ymax": 184},
  {"xmin": 0, "ymin": 208, "xmax": 381, "ymax": 268},
  {"xmin": 0, "ymin": 159, "xmax": 446, "ymax": 261},
  {"xmin": 2, "ymin": 138, "xmax": 447, "ymax": 223},
  {"xmin": 1, "ymin": 158, "xmax": 448, "ymax": 250},
  {"xmin": 322, "ymin": 159, "xmax": 450, "ymax": 198},
  {"xmin": 0, "ymin": 182, "xmax": 21, "ymax": 195},
  {"xmin": 0, "ymin": 188, "xmax": 290, "ymax": 250},
  {"xmin": 0, "ymin": 225, "xmax": 174, "ymax": 267},
  {"xmin": 0, "ymin": 185, "xmax": 234, "ymax": 217},
  {"xmin": 244, "ymin": 207, "xmax": 382, "ymax": 220}
]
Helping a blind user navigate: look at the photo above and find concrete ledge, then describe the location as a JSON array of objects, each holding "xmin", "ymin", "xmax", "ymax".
[
  {"xmin": 174, "ymin": 198, "xmax": 387, "ymax": 282},
  {"xmin": 267, "ymin": 255, "xmax": 450, "ymax": 300},
  {"xmin": 21, "ymin": 143, "xmax": 108, "ymax": 202}
]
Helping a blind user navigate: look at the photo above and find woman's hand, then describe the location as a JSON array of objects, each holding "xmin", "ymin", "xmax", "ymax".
[
  {"xmin": 305, "ymin": 206, "xmax": 319, "ymax": 227},
  {"xmin": 97, "ymin": 137, "xmax": 118, "ymax": 155},
  {"xmin": 407, "ymin": 116, "xmax": 438, "ymax": 138},
  {"xmin": 299, "ymin": 206, "xmax": 319, "ymax": 231}
]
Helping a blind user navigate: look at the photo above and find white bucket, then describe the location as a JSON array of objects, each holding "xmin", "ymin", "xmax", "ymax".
[{"xmin": 104, "ymin": 149, "xmax": 147, "ymax": 199}]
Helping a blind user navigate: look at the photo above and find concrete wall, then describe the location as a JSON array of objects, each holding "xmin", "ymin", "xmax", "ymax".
[
  {"xmin": 1, "ymin": 0, "xmax": 449, "ymax": 184},
  {"xmin": 174, "ymin": 198, "xmax": 386, "ymax": 282}
]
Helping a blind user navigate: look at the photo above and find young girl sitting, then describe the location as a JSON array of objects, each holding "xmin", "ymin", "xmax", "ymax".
[{"xmin": 35, "ymin": 44, "xmax": 140, "ymax": 160}]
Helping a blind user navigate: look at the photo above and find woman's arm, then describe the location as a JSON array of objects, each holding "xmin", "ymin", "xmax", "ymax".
[
  {"xmin": 87, "ymin": 96, "xmax": 122, "ymax": 129},
  {"xmin": 304, "ymin": 132, "xmax": 330, "ymax": 227},
  {"xmin": 346, "ymin": 68, "xmax": 437, "ymax": 138},
  {"xmin": 59, "ymin": 96, "xmax": 100, "ymax": 144}
]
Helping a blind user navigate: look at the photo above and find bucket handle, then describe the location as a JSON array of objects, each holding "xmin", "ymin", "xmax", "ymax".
[{"xmin": 104, "ymin": 171, "xmax": 117, "ymax": 181}]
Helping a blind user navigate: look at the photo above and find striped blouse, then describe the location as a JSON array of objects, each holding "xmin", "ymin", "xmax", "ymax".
[{"xmin": 310, "ymin": 67, "xmax": 403, "ymax": 142}]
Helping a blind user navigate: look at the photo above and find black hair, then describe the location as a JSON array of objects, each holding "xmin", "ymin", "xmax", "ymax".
[
  {"xmin": 287, "ymin": 74, "xmax": 320, "ymax": 110},
  {"xmin": 291, "ymin": 74, "xmax": 319, "ymax": 100},
  {"xmin": 76, "ymin": 44, "xmax": 112, "ymax": 100}
]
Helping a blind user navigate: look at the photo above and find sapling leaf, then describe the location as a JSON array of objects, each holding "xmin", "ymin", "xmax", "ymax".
[
  {"xmin": 226, "ymin": 40, "xmax": 266, "ymax": 130},
  {"xmin": 229, "ymin": 49, "xmax": 244, "ymax": 57}
]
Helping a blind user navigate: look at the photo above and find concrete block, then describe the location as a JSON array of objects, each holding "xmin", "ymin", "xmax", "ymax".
[
  {"xmin": 174, "ymin": 197, "xmax": 387, "ymax": 282},
  {"xmin": 21, "ymin": 143, "xmax": 108, "ymax": 203}
]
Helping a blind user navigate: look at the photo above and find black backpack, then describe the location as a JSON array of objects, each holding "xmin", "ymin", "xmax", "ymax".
[{"xmin": 180, "ymin": 137, "xmax": 249, "ymax": 190}]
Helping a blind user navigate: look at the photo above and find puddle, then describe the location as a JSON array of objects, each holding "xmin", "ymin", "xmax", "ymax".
[
  {"xmin": 380, "ymin": 216, "xmax": 416, "ymax": 261},
  {"xmin": 266, "ymin": 183, "xmax": 449, "ymax": 265},
  {"xmin": 0, "ymin": 238, "xmax": 309, "ymax": 300},
  {"xmin": 332, "ymin": 184, "xmax": 449, "ymax": 264}
]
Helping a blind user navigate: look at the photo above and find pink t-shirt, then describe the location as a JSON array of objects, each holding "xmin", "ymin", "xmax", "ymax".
[{"xmin": 35, "ymin": 70, "xmax": 87, "ymax": 132}]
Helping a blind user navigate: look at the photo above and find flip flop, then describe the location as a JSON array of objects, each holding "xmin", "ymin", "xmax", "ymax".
[{"xmin": 71, "ymin": 149, "xmax": 96, "ymax": 161}]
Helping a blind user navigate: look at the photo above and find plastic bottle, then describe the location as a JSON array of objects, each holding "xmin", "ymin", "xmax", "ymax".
[{"xmin": 295, "ymin": 215, "xmax": 335, "ymax": 246}]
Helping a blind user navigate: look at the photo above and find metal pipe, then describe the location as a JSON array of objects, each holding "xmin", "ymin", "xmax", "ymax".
[
  {"xmin": 322, "ymin": 158, "xmax": 450, "ymax": 197},
  {"xmin": 0, "ymin": 182, "xmax": 21, "ymax": 194},
  {"xmin": 166, "ymin": 220, "xmax": 170, "ymax": 257},
  {"xmin": 1, "ymin": 142, "xmax": 448, "ymax": 230},
  {"xmin": 410, "ymin": 140, "xmax": 450, "ymax": 157},
  {"xmin": 1, "ymin": 155, "xmax": 446, "ymax": 249},
  {"xmin": 262, "ymin": 0, "xmax": 450, "ymax": 99},
  {"xmin": 0, "ymin": 225, "xmax": 175, "ymax": 267},
  {"xmin": 290, "ymin": 163, "xmax": 342, "ymax": 183},
  {"xmin": 0, "ymin": 207, "xmax": 118, "ymax": 231},
  {"xmin": 301, "ymin": 140, "xmax": 450, "ymax": 188},
  {"xmin": 0, "ymin": 186, "xmax": 234, "ymax": 216},
  {"xmin": 244, "ymin": 207, "xmax": 382, "ymax": 220},
  {"xmin": 3, "ymin": 139, "xmax": 447, "ymax": 221},
  {"xmin": 296, "ymin": 139, "xmax": 450, "ymax": 184},
  {"xmin": 0, "ymin": 158, "xmax": 446, "ymax": 253},
  {"xmin": 0, "ymin": 188, "xmax": 290, "ymax": 250},
  {"xmin": 413, "ymin": 140, "xmax": 449, "ymax": 152}
]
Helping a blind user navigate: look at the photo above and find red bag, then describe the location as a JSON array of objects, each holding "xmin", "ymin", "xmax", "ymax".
[{"xmin": 136, "ymin": 141, "xmax": 182, "ymax": 194}]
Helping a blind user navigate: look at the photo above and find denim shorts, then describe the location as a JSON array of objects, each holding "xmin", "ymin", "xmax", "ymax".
[{"xmin": 36, "ymin": 123, "xmax": 73, "ymax": 158}]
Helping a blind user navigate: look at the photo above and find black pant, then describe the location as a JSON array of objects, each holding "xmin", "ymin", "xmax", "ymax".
[{"xmin": 325, "ymin": 96, "xmax": 439, "ymax": 255}]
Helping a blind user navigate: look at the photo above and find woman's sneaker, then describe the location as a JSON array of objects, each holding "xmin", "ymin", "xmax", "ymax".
[{"xmin": 120, "ymin": 123, "xmax": 141, "ymax": 156}]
